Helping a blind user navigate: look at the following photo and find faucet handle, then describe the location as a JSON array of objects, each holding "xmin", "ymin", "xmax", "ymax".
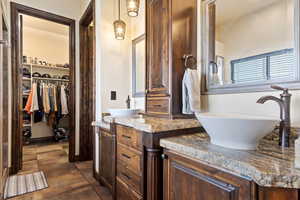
[{"xmin": 271, "ymin": 85, "xmax": 288, "ymax": 93}]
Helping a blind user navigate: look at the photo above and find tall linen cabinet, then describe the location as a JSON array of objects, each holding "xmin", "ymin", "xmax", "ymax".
[{"xmin": 146, "ymin": 0, "xmax": 197, "ymax": 118}]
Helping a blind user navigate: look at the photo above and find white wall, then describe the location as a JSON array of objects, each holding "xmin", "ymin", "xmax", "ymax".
[
  {"xmin": 198, "ymin": 0, "xmax": 300, "ymax": 127},
  {"xmin": 80, "ymin": 0, "xmax": 91, "ymax": 15},
  {"xmin": 23, "ymin": 27, "xmax": 69, "ymax": 64},
  {"xmin": 97, "ymin": 0, "xmax": 131, "ymax": 114}
]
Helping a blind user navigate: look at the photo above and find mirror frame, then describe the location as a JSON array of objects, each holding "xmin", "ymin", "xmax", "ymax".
[
  {"xmin": 201, "ymin": 0, "xmax": 300, "ymax": 94},
  {"xmin": 132, "ymin": 34, "xmax": 146, "ymax": 97}
]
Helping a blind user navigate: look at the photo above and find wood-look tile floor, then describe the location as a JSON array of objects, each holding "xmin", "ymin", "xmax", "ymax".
[{"xmin": 10, "ymin": 142, "xmax": 113, "ymax": 200}]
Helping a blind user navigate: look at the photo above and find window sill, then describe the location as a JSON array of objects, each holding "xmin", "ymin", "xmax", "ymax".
[{"xmin": 204, "ymin": 80, "xmax": 300, "ymax": 95}]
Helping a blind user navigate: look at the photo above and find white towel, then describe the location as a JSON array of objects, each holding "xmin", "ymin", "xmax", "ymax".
[{"xmin": 182, "ymin": 69, "xmax": 201, "ymax": 114}]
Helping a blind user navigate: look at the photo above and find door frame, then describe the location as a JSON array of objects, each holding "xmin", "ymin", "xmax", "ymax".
[
  {"xmin": 10, "ymin": 2, "xmax": 76, "ymax": 174},
  {"xmin": 79, "ymin": 0, "xmax": 95, "ymax": 161}
]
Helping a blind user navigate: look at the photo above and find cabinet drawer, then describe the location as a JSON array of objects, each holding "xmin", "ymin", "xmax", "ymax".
[
  {"xmin": 117, "ymin": 163, "xmax": 142, "ymax": 195},
  {"xmin": 146, "ymin": 97, "xmax": 169, "ymax": 114},
  {"xmin": 116, "ymin": 177, "xmax": 142, "ymax": 200},
  {"xmin": 117, "ymin": 144, "xmax": 142, "ymax": 174},
  {"xmin": 116, "ymin": 125, "xmax": 142, "ymax": 151}
]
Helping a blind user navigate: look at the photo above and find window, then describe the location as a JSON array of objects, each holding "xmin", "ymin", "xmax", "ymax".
[{"xmin": 231, "ymin": 49, "xmax": 296, "ymax": 84}]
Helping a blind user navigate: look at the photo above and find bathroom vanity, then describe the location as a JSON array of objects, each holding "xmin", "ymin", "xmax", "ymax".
[
  {"xmin": 93, "ymin": 116, "xmax": 300, "ymax": 200},
  {"xmin": 161, "ymin": 133, "xmax": 300, "ymax": 200},
  {"xmin": 92, "ymin": 115, "xmax": 201, "ymax": 200}
]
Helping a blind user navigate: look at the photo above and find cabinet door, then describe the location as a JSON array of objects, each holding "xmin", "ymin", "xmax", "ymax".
[
  {"xmin": 116, "ymin": 177, "xmax": 142, "ymax": 200},
  {"xmin": 99, "ymin": 130, "xmax": 115, "ymax": 189},
  {"xmin": 146, "ymin": 0, "xmax": 170, "ymax": 96},
  {"xmin": 163, "ymin": 151, "xmax": 253, "ymax": 200}
]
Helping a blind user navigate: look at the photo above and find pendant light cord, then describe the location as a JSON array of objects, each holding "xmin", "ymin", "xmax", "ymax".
[{"xmin": 118, "ymin": 0, "xmax": 121, "ymax": 20}]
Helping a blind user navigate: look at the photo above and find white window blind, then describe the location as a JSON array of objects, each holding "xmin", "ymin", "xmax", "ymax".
[
  {"xmin": 231, "ymin": 49, "xmax": 296, "ymax": 84},
  {"xmin": 269, "ymin": 49, "xmax": 296, "ymax": 80}
]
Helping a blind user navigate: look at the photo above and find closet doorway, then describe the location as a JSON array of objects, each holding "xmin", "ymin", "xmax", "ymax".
[
  {"xmin": 11, "ymin": 3, "xmax": 76, "ymax": 174},
  {"xmin": 79, "ymin": 1, "xmax": 95, "ymax": 161}
]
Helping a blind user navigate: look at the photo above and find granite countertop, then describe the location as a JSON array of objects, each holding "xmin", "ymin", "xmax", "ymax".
[
  {"xmin": 160, "ymin": 133, "xmax": 300, "ymax": 189},
  {"xmin": 91, "ymin": 121, "xmax": 110, "ymax": 130},
  {"xmin": 103, "ymin": 115, "xmax": 201, "ymax": 133}
]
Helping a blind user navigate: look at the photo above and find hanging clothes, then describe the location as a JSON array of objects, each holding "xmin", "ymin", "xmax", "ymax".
[
  {"xmin": 53, "ymin": 86, "xmax": 58, "ymax": 112},
  {"xmin": 34, "ymin": 82, "xmax": 44, "ymax": 123},
  {"xmin": 24, "ymin": 90, "xmax": 33, "ymax": 114},
  {"xmin": 31, "ymin": 83, "xmax": 39, "ymax": 112},
  {"xmin": 61, "ymin": 85, "xmax": 69, "ymax": 115},
  {"xmin": 25, "ymin": 81, "xmax": 69, "ymax": 128},
  {"xmin": 43, "ymin": 83, "xmax": 51, "ymax": 114}
]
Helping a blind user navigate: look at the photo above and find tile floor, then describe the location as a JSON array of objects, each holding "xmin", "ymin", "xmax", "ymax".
[{"xmin": 10, "ymin": 142, "xmax": 113, "ymax": 200}]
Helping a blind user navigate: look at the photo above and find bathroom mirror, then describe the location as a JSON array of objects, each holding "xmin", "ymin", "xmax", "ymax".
[
  {"xmin": 201, "ymin": 0, "xmax": 300, "ymax": 94},
  {"xmin": 132, "ymin": 34, "xmax": 146, "ymax": 97}
]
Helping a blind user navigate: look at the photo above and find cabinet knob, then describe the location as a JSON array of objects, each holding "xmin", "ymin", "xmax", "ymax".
[{"xmin": 161, "ymin": 154, "xmax": 168, "ymax": 160}]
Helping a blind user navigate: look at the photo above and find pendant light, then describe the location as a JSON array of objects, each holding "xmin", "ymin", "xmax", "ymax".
[
  {"xmin": 127, "ymin": 0, "xmax": 140, "ymax": 17},
  {"xmin": 114, "ymin": 0, "xmax": 126, "ymax": 40}
]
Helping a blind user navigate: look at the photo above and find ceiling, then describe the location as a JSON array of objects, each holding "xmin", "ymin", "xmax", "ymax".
[
  {"xmin": 22, "ymin": 14, "xmax": 69, "ymax": 36},
  {"xmin": 216, "ymin": 0, "xmax": 286, "ymax": 26}
]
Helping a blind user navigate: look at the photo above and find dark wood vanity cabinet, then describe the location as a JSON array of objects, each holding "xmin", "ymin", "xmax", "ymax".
[
  {"xmin": 146, "ymin": 0, "xmax": 170, "ymax": 98},
  {"xmin": 163, "ymin": 150, "xmax": 254, "ymax": 200},
  {"xmin": 99, "ymin": 130, "xmax": 115, "ymax": 189},
  {"xmin": 115, "ymin": 125, "xmax": 143, "ymax": 200},
  {"xmin": 94, "ymin": 127, "xmax": 116, "ymax": 198},
  {"xmin": 114, "ymin": 124, "xmax": 201, "ymax": 200},
  {"xmin": 163, "ymin": 150, "xmax": 300, "ymax": 200},
  {"xmin": 146, "ymin": 0, "xmax": 197, "ymax": 118}
]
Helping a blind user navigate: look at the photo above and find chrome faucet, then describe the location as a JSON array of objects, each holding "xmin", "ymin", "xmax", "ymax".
[{"xmin": 257, "ymin": 85, "xmax": 291, "ymax": 147}]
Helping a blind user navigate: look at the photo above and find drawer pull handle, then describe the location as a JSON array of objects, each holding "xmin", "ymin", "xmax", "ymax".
[
  {"xmin": 122, "ymin": 153, "xmax": 131, "ymax": 159},
  {"xmin": 153, "ymin": 104, "xmax": 162, "ymax": 107},
  {"xmin": 122, "ymin": 135, "xmax": 131, "ymax": 139},
  {"xmin": 121, "ymin": 172, "xmax": 131, "ymax": 180}
]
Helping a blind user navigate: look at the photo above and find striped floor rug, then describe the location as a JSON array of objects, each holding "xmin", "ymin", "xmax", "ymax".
[{"xmin": 4, "ymin": 171, "xmax": 48, "ymax": 199}]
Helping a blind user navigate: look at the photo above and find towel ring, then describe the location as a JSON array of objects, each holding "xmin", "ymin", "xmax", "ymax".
[{"xmin": 183, "ymin": 54, "xmax": 197, "ymax": 69}]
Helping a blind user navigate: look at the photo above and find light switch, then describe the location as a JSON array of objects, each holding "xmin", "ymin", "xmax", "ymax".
[{"xmin": 111, "ymin": 91, "xmax": 116, "ymax": 100}]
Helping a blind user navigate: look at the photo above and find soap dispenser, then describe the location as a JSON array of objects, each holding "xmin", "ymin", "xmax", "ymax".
[{"xmin": 126, "ymin": 95, "xmax": 131, "ymax": 109}]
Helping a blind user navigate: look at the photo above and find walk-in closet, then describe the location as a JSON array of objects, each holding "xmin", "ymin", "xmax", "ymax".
[{"xmin": 21, "ymin": 15, "xmax": 71, "ymax": 154}]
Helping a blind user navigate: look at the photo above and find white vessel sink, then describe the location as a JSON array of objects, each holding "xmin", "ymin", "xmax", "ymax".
[
  {"xmin": 195, "ymin": 113, "xmax": 279, "ymax": 150},
  {"xmin": 108, "ymin": 108, "xmax": 139, "ymax": 117}
]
